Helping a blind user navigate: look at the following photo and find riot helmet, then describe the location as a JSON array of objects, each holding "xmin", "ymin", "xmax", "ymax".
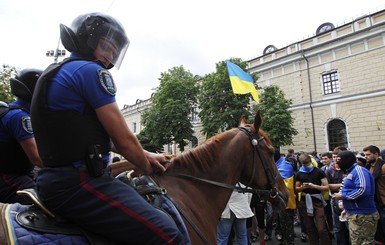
[
  {"xmin": 10, "ymin": 68, "xmax": 43, "ymax": 104},
  {"xmin": 60, "ymin": 12, "xmax": 129, "ymax": 69},
  {"xmin": 337, "ymin": 150, "xmax": 356, "ymax": 172}
]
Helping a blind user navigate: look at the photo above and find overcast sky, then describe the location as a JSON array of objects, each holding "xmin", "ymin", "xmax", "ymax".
[{"xmin": 1, "ymin": 0, "xmax": 384, "ymax": 107}]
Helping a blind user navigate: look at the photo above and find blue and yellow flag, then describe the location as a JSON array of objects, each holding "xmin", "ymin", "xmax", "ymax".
[{"xmin": 226, "ymin": 60, "xmax": 259, "ymax": 103}]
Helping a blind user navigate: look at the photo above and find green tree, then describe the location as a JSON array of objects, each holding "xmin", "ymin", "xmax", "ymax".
[
  {"xmin": 141, "ymin": 66, "xmax": 199, "ymax": 151},
  {"xmin": 136, "ymin": 129, "xmax": 164, "ymax": 153},
  {"xmin": 198, "ymin": 58, "xmax": 255, "ymax": 138},
  {"xmin": 0, "ymin": 64, "xmax": 17, "ymax": 103},
  {"xmin": 257, "ymin": 85, "xmax": 298, "ymax": 147}
]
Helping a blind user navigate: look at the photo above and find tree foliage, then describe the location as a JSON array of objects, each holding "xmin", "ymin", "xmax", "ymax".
[
  {"xmin": 198, "ymin": 58, "xmax": 256, "ymax": 138},
  {"xmin": 0, "ymin": 64, "xmax": 17, "ymax": 103},
  {"xmin": 141, "ymin": 66, "xmax": 199, "ymax": 151},
  {"xmin": 257, "ymin": 85, "xmax": 298, "ymax": 147},
  {"xmin": 136, "ymin": 129, "xmax": 164, "ymax": 153}
]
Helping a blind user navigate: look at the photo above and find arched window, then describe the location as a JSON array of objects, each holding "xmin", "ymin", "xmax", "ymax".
[
  {"xmin": 327, "ymin": 119, "xmax": 348, "ymax": 151},
  {"xmin": 263, "ymin": 45, "xmax": 277, "ymax": 55},
  {"xmin": 316, "ymin": 22, "xmax": 335, "ymax": 35}
]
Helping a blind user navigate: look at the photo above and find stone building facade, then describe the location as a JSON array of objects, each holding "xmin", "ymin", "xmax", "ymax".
[
  {"xmin": 248, "ymin": 8, "xmax": 385, "ymax": 153},
  {"xmin": 121, "ymin": 8, "xmax": 385, "ymax": 154}
]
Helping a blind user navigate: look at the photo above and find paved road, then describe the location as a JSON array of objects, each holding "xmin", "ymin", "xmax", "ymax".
[{"xmin": 248, "ymin": 224, "xmax": 337, "ymax": 245}]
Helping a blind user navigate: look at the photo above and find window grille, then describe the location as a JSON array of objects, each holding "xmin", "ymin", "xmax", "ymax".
[
  {"xmin": 322, "ymin": 72, "xmax": 340, "ymax": 95},
  {"xmin": 327, "ymin": 119, "xmax": 348, "ymax": 151}
]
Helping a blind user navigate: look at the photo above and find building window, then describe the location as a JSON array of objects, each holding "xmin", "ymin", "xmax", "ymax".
[
  {"xmin": 327, "ymin": 119, "xmax": 348, "ymax": 151},
  {"xmin": 316, "ymin": 22, "xmax": 335, "ymax": 35},
  {"xmin": 263, "ymin": 45, "xmax": 277, "ymax": 54},
  {"xmin": 322, "ymin": 71, "xmax": 340, "ymax": 95},
  {"xmin": 133, "ymin": 122, "xmax": 137, "ymax": 133}
]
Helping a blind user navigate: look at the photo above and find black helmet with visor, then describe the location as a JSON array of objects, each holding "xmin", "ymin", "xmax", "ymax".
[
  {"xmin": 60, "ymin": 12, "xmax": 129, "ymax": 69},
  {"xmin": 10, "ymin": 68, "xmax": 43, "ymax": 104}
]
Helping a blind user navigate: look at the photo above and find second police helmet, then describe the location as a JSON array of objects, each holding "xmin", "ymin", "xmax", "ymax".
[
  {"xmin": 10, "ymin": 68, "xmax": 43, "ymax": 104},
  {"xmin": 60, "ymin": 12, "xmax": 129, "ymax": 69}
]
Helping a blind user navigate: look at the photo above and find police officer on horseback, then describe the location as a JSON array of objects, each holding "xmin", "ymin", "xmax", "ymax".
[
  {"xmin": 31, "ymin": 12, "xmax": 182, "ymax": 244},
  {"xmin": 0, "ymin": 68, "xmax": 43, "ymax": 204}
]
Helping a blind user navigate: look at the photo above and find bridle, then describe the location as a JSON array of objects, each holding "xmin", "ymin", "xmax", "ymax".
[
  {"xmin": 162, "ymin": 127, "xmax": 281, "ymax": 244},
  {"xmin": 238, "ymin": 126, "xmax": 279, "ymax": 198},
  {"xmin": 165, "ymin": 127, "xmax": 279, "ymax": 197}
]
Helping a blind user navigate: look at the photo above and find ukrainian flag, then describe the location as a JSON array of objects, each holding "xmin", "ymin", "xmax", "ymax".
[{"xmin": 226, "ymin": 60, "xmax": 259, "ymax": 103}]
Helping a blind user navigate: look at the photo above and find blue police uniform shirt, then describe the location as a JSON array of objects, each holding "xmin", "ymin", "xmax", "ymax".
[
  {"xmin": 47, "ymin": 57, "xmax": 116, "ymax": 163},
  {"xmin": 0, "ymin": 99, "xmax": 34, "ymax": 143},
  {"xmin": 48, "ymin": 60, "xmax": 116, "ymax": 112}
]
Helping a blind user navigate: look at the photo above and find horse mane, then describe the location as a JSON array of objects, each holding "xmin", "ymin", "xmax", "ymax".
[
  {"xmin": 168, "ymin": 125, "xmax": 272, "ymax": 172},
  {"xmin": 169, "ymin": 128, "xmax": 240, "ymax": 172}
]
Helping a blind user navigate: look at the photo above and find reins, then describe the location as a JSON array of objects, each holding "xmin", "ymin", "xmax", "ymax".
[{"xmin": 163, "ymin": 172, "xmax": 272, "ymax": 196}]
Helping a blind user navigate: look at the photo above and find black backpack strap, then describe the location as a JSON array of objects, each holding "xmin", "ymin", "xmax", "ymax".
[{"xmin": 32, "ymin": 57, "xmax": 88, "ymax": 109}]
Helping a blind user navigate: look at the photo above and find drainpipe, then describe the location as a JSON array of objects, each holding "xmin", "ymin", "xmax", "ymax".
[{"xmin": 302, "ymin": 52, "xmax": 317, "ymax": 152}]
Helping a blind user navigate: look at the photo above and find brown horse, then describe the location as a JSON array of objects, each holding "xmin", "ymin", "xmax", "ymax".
[
  {"xmin": 151, "ymin": 111, "xmax": 288, "ymax": 244},
  {"xmin": 0, "ymin": 110, "xmax": 288, "ymax": 245}
]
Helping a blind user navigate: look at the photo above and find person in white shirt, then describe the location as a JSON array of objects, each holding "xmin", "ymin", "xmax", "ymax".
[{"xmin": 217, "ymin": 183, "xmax": 254, "ymax": 245}]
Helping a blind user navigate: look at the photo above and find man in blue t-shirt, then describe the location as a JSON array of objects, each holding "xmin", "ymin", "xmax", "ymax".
[{"xmin": 31, "ymin": 12, "xmax": 182, "ymax": 244}]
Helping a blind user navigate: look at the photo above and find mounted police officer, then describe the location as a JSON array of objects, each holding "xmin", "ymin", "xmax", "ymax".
[
  {"xmin": 0, "ymin": 68, "xmax": 43, "ymax": 204},
  {"xmin": 31, "ymin": 12, "xmax": 182, "ymax": 244}
]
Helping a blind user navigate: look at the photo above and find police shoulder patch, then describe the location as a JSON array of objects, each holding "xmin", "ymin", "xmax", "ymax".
[
  {"xmin": 97, "ymin": 69, "xmax": 116, "ymax": 96},
  {"xmin": 22, "ymin": 116, "xmax": 33, "ymax": 134}
]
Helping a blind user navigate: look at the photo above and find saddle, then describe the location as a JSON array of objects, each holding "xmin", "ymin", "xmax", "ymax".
[{"xmin": 16, "ymin": 188, "xmax": 114, "ymax": 245}]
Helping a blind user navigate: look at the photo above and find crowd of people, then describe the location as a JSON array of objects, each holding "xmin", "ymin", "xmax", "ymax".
[{"xmin": 219, "ymin": 145, "xmax": 385, "ymax": 245}]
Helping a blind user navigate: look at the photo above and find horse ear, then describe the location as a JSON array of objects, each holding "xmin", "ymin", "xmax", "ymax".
[
  {"xmin": 239, "ymin": 116, "xmax": 247, "ymax": 127},
  {"xmin": 254, "ymin": 110, "xmax": 262, "ymax": 130}
]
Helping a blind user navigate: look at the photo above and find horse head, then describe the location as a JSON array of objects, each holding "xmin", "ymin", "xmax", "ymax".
[{"xmin": 238, "ymin": 110, "xmax": 289, "ymax": 210}]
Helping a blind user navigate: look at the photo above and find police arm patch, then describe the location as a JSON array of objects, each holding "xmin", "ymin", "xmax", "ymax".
[
  {"xmin": 97, "ymin": 69, "xmax": 116, "ymax": 96},
  {"xmin": 22, "ymin": 116, "xmax": 33, "ymax": 134}
]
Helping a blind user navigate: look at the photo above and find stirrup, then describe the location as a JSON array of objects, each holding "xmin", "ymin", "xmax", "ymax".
[{"xmin": 17, "ymin": 188, "xmax": 55, "ymax": 218}]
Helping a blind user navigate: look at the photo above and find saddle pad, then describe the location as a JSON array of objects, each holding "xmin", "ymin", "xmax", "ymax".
[
  {"xmin": 142, "ymin": 176, "xmax": 191, "ymax": 245},
  {"xmin": 3, "ymin": 203, "xmax": 88, "ymax": 245}
]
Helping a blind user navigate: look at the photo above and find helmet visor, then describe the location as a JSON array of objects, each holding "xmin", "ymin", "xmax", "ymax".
[{"xmin": 94, "ymin": 26, "xmax": 129, "ymax": 69}]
